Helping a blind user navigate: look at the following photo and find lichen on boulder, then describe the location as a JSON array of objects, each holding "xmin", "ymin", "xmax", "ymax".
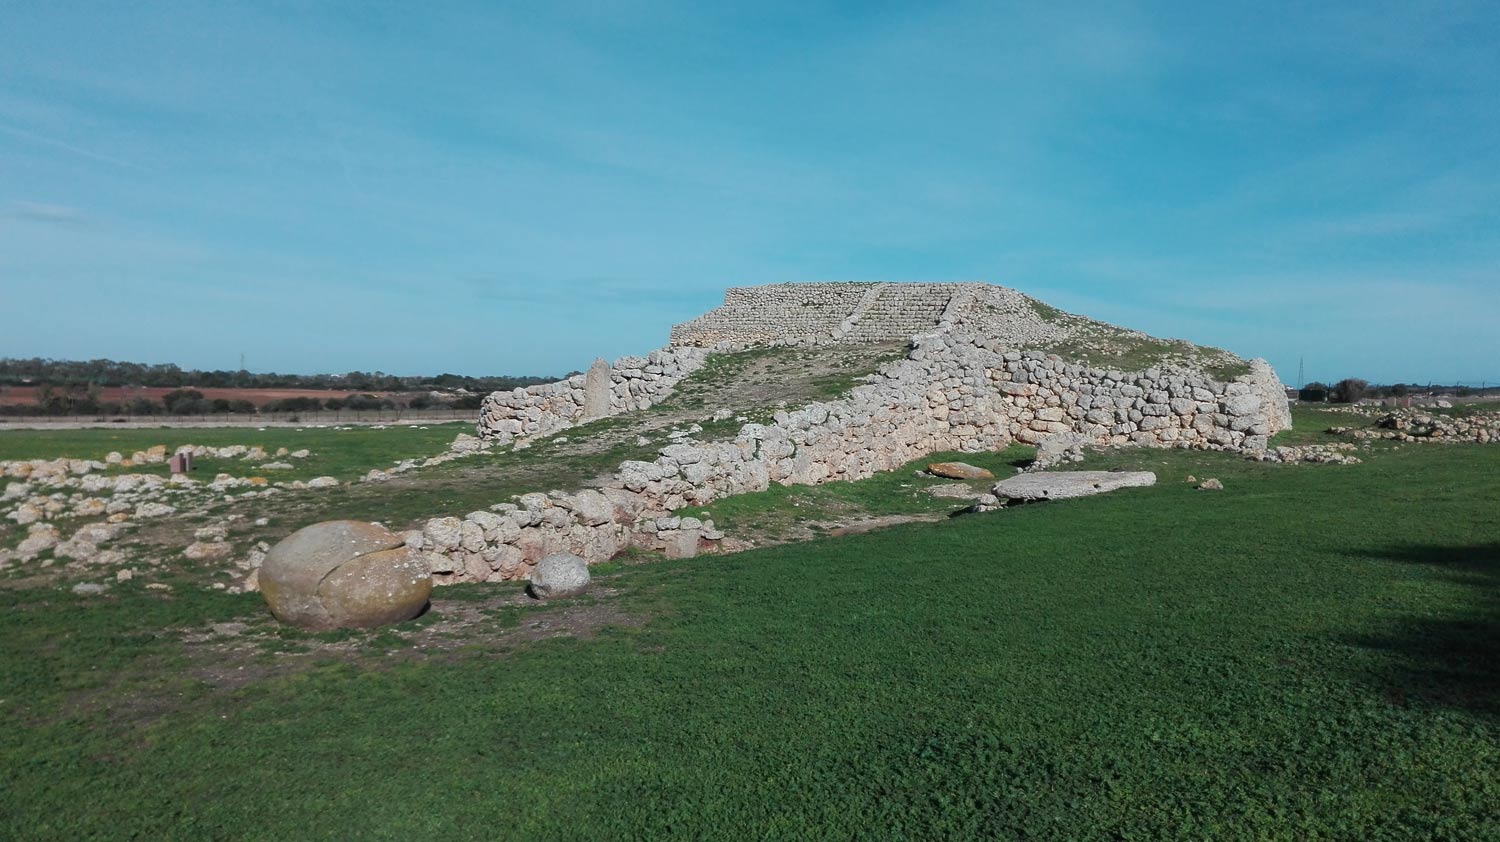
[{"xmin": 259, "ymin": 520, "xmax": 432, "ymax": 630}]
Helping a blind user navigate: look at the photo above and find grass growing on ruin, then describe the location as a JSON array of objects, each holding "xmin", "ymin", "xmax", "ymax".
[
  {"xmin": 659, "ymin": 343, "xmax": 909, "ymax": 415},
  {"xmin": 1039, "ymin": 334, "xmax": 1254, "ymax": 381},
  {"xmin": 4, "ymin": 440, "xmax": 1500, "ymax": 838}
]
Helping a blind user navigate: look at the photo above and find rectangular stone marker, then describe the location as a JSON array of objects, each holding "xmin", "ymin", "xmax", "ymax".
[
  {"xmin": 169, "ymin": 453, "xmax": 188, "ymax": 474},
  {"xmin": 581, "ymin": 357, "xmax": 612, "ymax": 420}
]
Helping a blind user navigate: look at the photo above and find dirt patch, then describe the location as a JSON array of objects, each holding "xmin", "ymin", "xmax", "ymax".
[
  {"xmin": 718, "ymin": 511, "xmax": 950, "ymax": 553},
  {"xmin": 60, "ymin": 584, "xmax": 650, "ymax": 734},
  {"xmin": 824, "ymin": 513, "xmax": 948, "ymax": 537},
  {"xmin": 178, "ymin": 584, "xmax": 647, "ymax": 685}
]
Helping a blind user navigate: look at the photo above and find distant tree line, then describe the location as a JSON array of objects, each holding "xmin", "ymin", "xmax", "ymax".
[
  {"xmin": 0, "ymin": 357, "xmax": 561, "ymax": 417},
  {"xmin": 0, "ymin": 357, "xmax": 556, "ymax": 394},
  {"xmin": 1299, "ymin": 379, "xmax": 1497, "ymax": 403},
  {"xmin": 0, "ymin": 385, "xmax": 497, "ymax": 417}
]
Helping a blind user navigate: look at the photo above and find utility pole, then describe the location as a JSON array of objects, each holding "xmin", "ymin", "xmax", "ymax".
[{"xmin": 1297, "ymin": 356, "xmax": 1304, "ymax": 389}]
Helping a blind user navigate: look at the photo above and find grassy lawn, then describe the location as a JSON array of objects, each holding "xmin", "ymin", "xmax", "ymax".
[{"xmin": 3, "ymin": 428, "xmax": 1498, "ymax": 838}]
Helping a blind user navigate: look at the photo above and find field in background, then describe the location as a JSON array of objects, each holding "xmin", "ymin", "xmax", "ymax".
[
  {"xmin": 0, "ymin": 422, "xmax": 472, "ymax": 487},
  {"xmin": 0, "ymin": 406, "xmax": 1498, "ymax": 837},
  {"xmin": 0, "ymin": 385, "xmax": 406, "ymax": 408}
]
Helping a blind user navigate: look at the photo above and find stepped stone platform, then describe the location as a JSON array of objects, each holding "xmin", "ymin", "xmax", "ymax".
[
  {"xmin": 450, "ymin": 281, "xmax": 1295, "ymax": 586},
  {"xmin": 668, "ymin": 282, "xmax": 1062, "ymax": 348}
]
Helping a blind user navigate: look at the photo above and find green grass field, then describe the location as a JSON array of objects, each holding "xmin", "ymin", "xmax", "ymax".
[{"xmin": 2, "ymin": 413, "xmax": 1497, "ymax": 838}]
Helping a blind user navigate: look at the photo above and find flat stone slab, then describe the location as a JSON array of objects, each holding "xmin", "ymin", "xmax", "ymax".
[
  {"xmin": 991, "ymin": 471, "xmax": 1156, "ymax": 505},
  {"xmin": 927, "ymin": 483, "xmax": 985, "ymax": 500},
  {"xmin": 928, "ymin": 461, "xmax": 995, "ymax": 480}
]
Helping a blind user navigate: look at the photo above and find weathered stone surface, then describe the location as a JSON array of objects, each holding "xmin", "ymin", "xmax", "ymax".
[
  {"xmin": 927, "ymin": 461, "xmax": 995, "ymax": 480},
  {"xmin": 135, "ymin": 502, "xmax": 176, "ymax": 519},
  {"xmin": 529, "ymin": 552, "xmax": 590, "ymax": 599},
  {"xmin": 661, "ymin": 529, "xmax": 703, "ymax": 559},
  {"xmin": 991, "ymin": 471, "xmax": 1157, "ymax": 504},
  {"xmin": 259, "ymin": 520, "xmax": 430, "ymax": 630},
  {"xmin": 567, "ymin": 489, "xmax": 616, "ymax": 526},
  {"xmin": 1198, "ymin": 478, "xmax": 1224, "ymax": 491},
  {"xmin": 184, "ymin": 541, "xmax": 232, "ymax": 562},
  {"xmin": 16, "ymin": 524, "xmax": 60, "ymax": 559},
  {"xmin": 319, "ymin": 548, "xmax": 434, "ymax": 626}
]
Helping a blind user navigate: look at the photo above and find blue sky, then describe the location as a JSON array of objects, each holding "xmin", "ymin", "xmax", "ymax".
[{"xmin": 2, "ymin": 1, "xmax": 1496, "ymax": 384}]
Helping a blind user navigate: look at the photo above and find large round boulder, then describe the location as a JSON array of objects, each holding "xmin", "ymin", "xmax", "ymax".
[
  {"xmin": 259, "ymin": 520, "xmax": 431, "ymax": 630},
  {"xmin": 529, "ymin": 552, "xmax": 590, "ymax": 599}
]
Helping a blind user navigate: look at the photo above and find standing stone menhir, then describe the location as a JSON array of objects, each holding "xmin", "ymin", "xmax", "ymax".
[
  {"xmin": 259, "ymin": 520, "xmax": 432, "ymax": 630},
  {"xmin": 582, "ymin": 357, "xmax": 612, "ymax": 420}
]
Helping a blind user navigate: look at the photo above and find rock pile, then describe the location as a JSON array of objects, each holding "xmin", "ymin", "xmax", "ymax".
[
  {"xmin": 1245, "ymin": 444, "xmax": 1363, "ymax": 465},
  {"xmin": 1355, "ymin": 410, "xmax": 1500, "ymax": 444}
]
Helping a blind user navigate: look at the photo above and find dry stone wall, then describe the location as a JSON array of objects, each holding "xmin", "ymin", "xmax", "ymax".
[
  {"xmin": 430, "ymin": 325, "xmax": 1291, "ymax": 586},
  {"xmin": 476, "ymin": 347, "xmax": 710, "ymax": 443}
]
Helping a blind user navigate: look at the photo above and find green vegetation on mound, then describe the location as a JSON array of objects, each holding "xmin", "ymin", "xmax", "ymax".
[
  {"xmin": 659, "ymin": 343, "xmax": 909, "ymax": 416},
  {"xmin": 1038, "ymin": 335, "xmax": 1253, "ymax": 381},
  {"xmin": 2, "ymin": 426, "xmax": 1498, "ymax": 838}
]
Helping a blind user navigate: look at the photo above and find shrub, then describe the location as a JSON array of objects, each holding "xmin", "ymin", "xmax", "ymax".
[
  {"xmin": 127, "ymin": 397, "xmax": 161, "ymax": 416},
  {"xmin": 1332, "ymin": 378, "xmax": 1369, "ymax": 404},
  {"xmin": 342, "ymin": 394, "xmax": 393, "ymax": 411},
  {"xmin": 161, "ymin": 389, "xmax": 205, "ymax": 413},
  {"xmin": 1299, "ymin": 382, "xmax": 1328, "ymax": 402},
  {"xmin": 264, "ymin": 397, "xmax": 323, "ymax": 413}
]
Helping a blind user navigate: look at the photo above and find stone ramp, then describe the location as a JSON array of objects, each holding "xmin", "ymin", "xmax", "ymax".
[{"xmin": 841, "ymin": 283, "xmax": 955, "ymax": 343}]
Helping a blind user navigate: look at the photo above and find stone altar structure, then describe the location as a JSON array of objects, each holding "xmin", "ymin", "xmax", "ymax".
[{"xmin": 444, "ymin": 282, "xmax": 1294, "ymax": 585}]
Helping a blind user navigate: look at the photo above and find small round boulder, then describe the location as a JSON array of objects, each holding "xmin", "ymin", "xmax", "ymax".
[
  {"xmin": 259, "ymin": 520, "xmax": 431, "ymax": 630},
  {"xmin": 529, "ymin": 552, "xmax": 590, "ymax": 599}
]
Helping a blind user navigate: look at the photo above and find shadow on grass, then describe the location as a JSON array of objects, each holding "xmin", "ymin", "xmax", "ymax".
[{"xmin": 1346, "ymin": 543, "xmax": 1500, "ymax": 720}]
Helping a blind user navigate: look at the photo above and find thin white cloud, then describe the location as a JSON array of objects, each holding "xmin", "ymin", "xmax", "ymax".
[
  {"xmin": 4, "ymin": 200, "xmax": 88, "ymax": 224},
  {"xmin": 0, "ymin": 122, "xmax": 139, "ymax": 169}
]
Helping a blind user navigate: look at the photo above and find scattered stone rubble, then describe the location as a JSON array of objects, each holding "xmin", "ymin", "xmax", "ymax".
[
  {"xmin": 0, "ymin": 441, "xmax": 328, "ymax": 579},
  {"xmin": 1244, "ymin": 444, "xmax": 1363, "ymax": 465},
  {"xmin": 1355, "ymin": 410, "xmax": 1500, "ymax": 444}
]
